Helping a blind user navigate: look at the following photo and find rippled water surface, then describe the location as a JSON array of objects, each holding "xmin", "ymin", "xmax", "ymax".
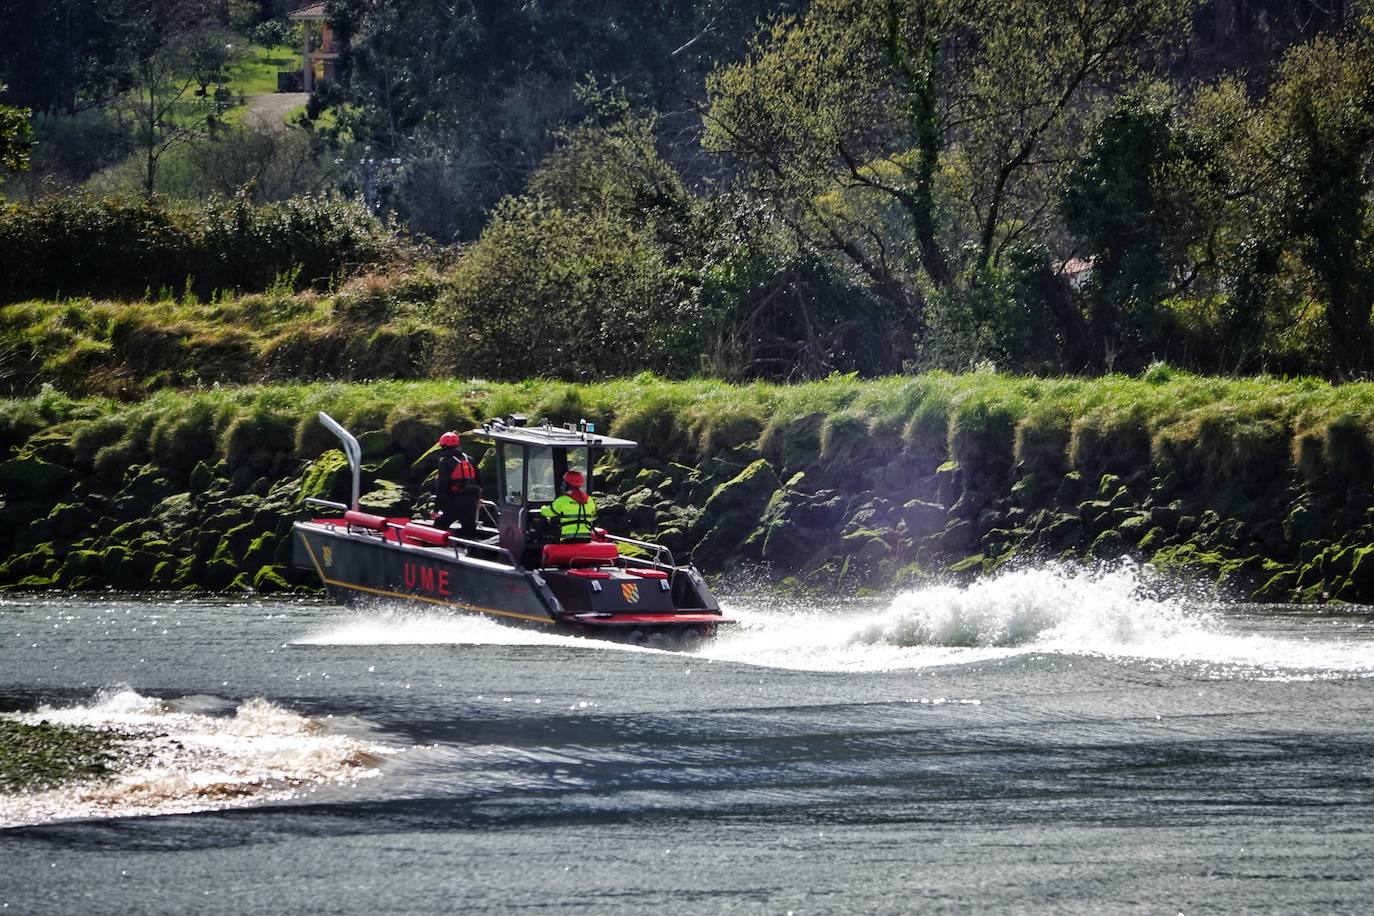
[{"xmin": 2, "ymin": 563, "xmax": 1373, "ymax": 914}]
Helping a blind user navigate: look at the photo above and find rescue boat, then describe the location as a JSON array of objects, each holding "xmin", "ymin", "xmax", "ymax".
[{"xmin": 292, "ymin": 413, "xmax": 731, "ymax": 644}]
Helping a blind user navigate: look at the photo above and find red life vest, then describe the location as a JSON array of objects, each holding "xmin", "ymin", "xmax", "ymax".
[{"xmin": 448, "ymin": 457, "xmax": 476, "ymax": 491}]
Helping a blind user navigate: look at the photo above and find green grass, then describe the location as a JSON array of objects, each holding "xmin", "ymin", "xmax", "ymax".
[
  {"xmin": 221, "ymin": 42, "xmax": 304, "ymax": 127},
  {"xmin": 9, "ymin": 369, "xmax": 1374, "ymax": 494},
  {"xmin": 286, "ymin": 101, "xmax": 341, "ymax": 131},
  {"xmin": 2, "ymin": 269, "xmax": 440, "ymax": 397},
  {"xmin": 227, "ymin": 43, "xmax": 300, "ymax": 98}
]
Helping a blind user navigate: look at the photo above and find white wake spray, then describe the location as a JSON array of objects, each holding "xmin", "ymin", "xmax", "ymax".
[
  {"xmin": 704, "ymin": 562, "xmax": 1374, "ymax": 674},
  {"xmin": 847, "ymin": 561, "xmax": 1203, "ymax": 650},
  {"xmin": 0, "ymin": 688, "xmax": 395, "ymax": 829}
]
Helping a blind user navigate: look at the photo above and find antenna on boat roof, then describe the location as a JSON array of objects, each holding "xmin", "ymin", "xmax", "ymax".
[{"xmin": 316, "ymin": 412, "xmax": 361, "ymax": 511}]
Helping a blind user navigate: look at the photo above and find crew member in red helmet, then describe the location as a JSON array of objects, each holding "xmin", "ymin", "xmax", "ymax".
[
  {"xmin": 539, "ymin": 470, "xmax": 597, "ymax": 542},
  {"xmin": 433, "ymin": 431, "xmax": 481, "ymax": 538}
]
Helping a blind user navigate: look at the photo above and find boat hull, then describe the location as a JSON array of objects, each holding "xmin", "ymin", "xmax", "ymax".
[{"xmin": 292, "ymin": 520, "xmax": 729, "ymax": 643}]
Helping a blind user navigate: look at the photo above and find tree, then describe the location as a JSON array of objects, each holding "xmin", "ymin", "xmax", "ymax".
[
  {"xmin": 319, "ymin": 0, "xmax": 799, "ymax": 240},
  {"xmin": 1165, "ymin": 18, "xmax": 1374, "ymax": 377},
  {"xmin": 1062, "ymin": 94, "xmax": 1226, "ymax": 367},
  {"xmin": 0, "ymin": 85, "xmax": 33, "ymax": 172},
  {"xmin": 0, "ymin": 0, "xmax": 137, "ymax": 114},
  {"xmin": 1260, "ymin": 21, "xmax": 1374, "ymax": 376},
  {"xmin": 120, "ymin": 1, "xmax": 239, "ymax": 195},
  {"xmin": 704, "ymin": 0, "xmax": 1196, "ymax": 339}
]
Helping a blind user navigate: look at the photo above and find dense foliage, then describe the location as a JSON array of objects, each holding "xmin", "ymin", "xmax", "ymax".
[
  {"xmin": 2, "ymin": 0, "xmax": 1373, "ymax": 383},
  {"xmin": 0, "ymin": 84, "xmax": 31, "ymax": 172},
  {"xmin": 0, "ymin": 192, "xmax": 399, "ymax": 303}
]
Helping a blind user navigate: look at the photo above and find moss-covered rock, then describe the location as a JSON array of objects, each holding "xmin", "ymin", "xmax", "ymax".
[
  {"xmin": 202, "ymin": 557, "xmax": 239, "ymax": 590},
  {"xmin": 358, "ymin": 479, "xmax": 410, "ymax": 515},
  {"xmin": 10, "ymin": 374, "xmax": 1374, "ymax": 603},
  {"xmin": 936, "ymin": 518, "xmax": 976, "ymax": 553},
  {"xmin": 299, "ymin": 449, "xmax": 351, "ymax": 505},
  {"xmin": 751, "ymin": 479, "xmax": 846, "ymax": 569},
  {"xmin": 56, "ymin": 549, "xmax": 103, "ymax": 587},
  {"xmin": 240, "ymin": 532, "xmax": 277, "ymax": 571},
  {"xmin": 690, "ymin": 459, "xmax": 781, "ymax": 567},
  {"xmin": 1040, "ymin": 514, "xmax": 1083, "ymax": 550},
  {"xmin": 39, "ymin": 502, "xmax": 86, "ymax": 539},
  {"xmin": 0, "ymin": 454, "xmax": 74, "ymax": 500},
  {"xmin": 1089, "ymin": 529, "xmax": 1126, "ymax": 558},
  {"xmin": 253, "ymin": 564, "xmax": 292, "ymax": 593},
  {"xmin": 900, "ymin": 499, "xmax": 948, "ymax": 540}
]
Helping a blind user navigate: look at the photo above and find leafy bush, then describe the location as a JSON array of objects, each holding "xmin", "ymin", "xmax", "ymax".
[
  {"xmin": 438, "ymin": 196, "xmax": 702, "ymax": 380},
  {"xmin": 920, "ymin": 246, "xmax": 1065, "ymax": 374},
  {"xmin": 0, "ymin": 192, "xmax": 401, "ymax": 303},
  {"xmin": 249, "ymin": 20, "xmax": 298, "ymax": 49},
  {"xmin": 26, "ymin": 108, "xmax": 135, "ymax": 183}
]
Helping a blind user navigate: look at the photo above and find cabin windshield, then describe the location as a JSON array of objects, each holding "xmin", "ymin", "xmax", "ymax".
[
  {"xmin": 528, "ymin": 447, "xmax": 556, "ymax": 503},
  {"xmin": 500, "ymin": 444, "xmax": 524, "ymax": 505},
  {"xmin": 527, "ymin": 446, "xmax": 591, "ymax": 503},
  {"xmin": 564, "ymin": 447, "xmax": 589, "ymax": 485},
  {"xmin": 497, "ymin": 441, "xmax": 593, "ymax": 506}
]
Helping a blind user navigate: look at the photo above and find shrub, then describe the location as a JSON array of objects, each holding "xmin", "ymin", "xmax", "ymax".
[
  {"xmin": 149, "ymin": 401, "xmax": 220, "ymax": 474},
  {"xmin": 1014, "ymin": 408, "xmax": 1072, "ymax": 478},
  {"xmin": 611, "ymin": 392, "xmax": 690, "ymax": 459},
  {"xmin": 947, "ymin": 388, "xmax": 1021, "ymax": 480},
  {"xmin": 902, "ymin": 398, "xmax": 951, "ymax": 474},
  {"xmin": 70, "ymin": 415, "xmax": 127, "ymax": 470},
  {"xmin": 0, "ymin": 192, "xmax": 400, "ymax": 303},
  {"xmin": 437, "ymin": 197, "xmax": 702, "ymax": 381},
  {"xmin": 249, "ymin": 19, "xmax": 297, "ymax": 49},
  {"xmin": 691, "ymin": 408, "xmax": 764, "ymax": 461}
]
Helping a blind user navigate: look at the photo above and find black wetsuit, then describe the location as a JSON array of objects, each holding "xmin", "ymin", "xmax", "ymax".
[{"xmin": 434, "ymin": 448, "xmax": 481, "ymax": 539}]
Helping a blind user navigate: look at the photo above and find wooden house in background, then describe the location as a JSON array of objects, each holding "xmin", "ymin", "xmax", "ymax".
[{"xmin": 288, "ymin": 2, "xmax": 342, "ymax": 93}]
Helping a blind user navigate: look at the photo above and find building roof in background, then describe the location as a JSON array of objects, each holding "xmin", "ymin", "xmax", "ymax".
[{"xmin": 289, "ymin": 3, "xmax": 327, "ymax": 20}]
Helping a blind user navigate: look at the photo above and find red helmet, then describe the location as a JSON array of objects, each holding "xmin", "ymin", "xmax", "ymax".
[
  {"xmin": 439, "ymin": 431, "xmax": 460, "ymax": 447},
  {"xmin": 563, "ymin": 470, "xmax": 585, "ymax": 488}
]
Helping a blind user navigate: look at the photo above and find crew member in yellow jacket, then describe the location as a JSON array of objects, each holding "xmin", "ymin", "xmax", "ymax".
[{"xmin": 540, "ymin": 470, "xmax": 597, "ymax": 541}]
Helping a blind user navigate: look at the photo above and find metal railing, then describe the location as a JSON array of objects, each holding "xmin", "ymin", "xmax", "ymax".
[
  {"xmin": 604, "ymin": 533, "xmax": 676, "ymax": 573},
  {"xmin": 304, "ymin": 497, "xmax": 348, "ymax": 512},
  {"xmin": 299, "ymin": 501, "xmax": 516, "ymax": 567}
]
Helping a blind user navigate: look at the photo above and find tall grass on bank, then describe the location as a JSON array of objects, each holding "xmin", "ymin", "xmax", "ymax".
[
  {"xmin": 3, "ymin": 369, "xmax": 1372, "ymax": 496},
  {"xmin": 0, "ymin": 272, "xmax": 448, "ymax": 398}
]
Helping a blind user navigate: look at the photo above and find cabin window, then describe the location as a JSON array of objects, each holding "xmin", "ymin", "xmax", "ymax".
[
  {"xmin": 564, "ymin": 447, "xmax": 589, "ymax": 487},
  {"xmin": 527, "ymin": 446, "xmax": 556, "ymax": 503},
  {"xmin": 500, "ymin": 444, "xmax": 524, "ymax": 505}
]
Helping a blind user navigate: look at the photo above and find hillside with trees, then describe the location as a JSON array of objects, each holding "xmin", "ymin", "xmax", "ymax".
[{"xmin": 2, "ymin": 0, "xmax": 1372, "ymax": 393}]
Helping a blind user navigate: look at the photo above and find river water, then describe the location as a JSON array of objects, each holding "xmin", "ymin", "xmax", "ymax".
[{"xmin": 2, "ymin": 562, "xmax": 1372, "ymax": 914}]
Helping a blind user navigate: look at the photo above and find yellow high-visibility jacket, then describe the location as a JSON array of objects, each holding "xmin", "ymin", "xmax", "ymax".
[{"xmin": 540, "ymin": 494, "xmax": 597, "ymax": 541}]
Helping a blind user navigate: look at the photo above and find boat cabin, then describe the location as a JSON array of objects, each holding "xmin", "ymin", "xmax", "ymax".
[{"xmin": 468, "ymin": 416, "xmax": 636, "ymax": 567}]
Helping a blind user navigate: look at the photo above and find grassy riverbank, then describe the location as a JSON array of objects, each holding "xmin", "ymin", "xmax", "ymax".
[{"xmin": 4, "ymin": 369, "xmax": 1374, "ymax": 601}]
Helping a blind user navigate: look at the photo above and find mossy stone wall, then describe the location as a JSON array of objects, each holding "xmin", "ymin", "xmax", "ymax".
[{"xmin": 4, "ymin": 372, "xmax": 1374, "ymax": 602}]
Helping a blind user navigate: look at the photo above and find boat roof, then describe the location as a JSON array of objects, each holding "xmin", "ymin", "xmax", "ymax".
[{"xmin": 467, "ymin": 418, "xmax": 637, "ymax": 450}]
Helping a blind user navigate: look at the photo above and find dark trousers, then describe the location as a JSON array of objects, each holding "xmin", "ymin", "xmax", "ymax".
[{"xmin": 435, "ymin": 486, "xmax": 481, "ymax": 539}]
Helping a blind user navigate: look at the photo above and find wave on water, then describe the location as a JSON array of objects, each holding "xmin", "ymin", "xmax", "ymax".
[
  {"xmin": 0, "ymin": 687, "xmax": 395, "ymax": 829},
  {"xmin": 296, "ymin": 608, "xmax": 606, "ymax": 648},
  {"xmin": 703, "ymin": 562, "xmax": 1374, "ymax": 674},
  {"xmin": 850, "ymin": 561, "xmax": 1201, "ymax": 650}
]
